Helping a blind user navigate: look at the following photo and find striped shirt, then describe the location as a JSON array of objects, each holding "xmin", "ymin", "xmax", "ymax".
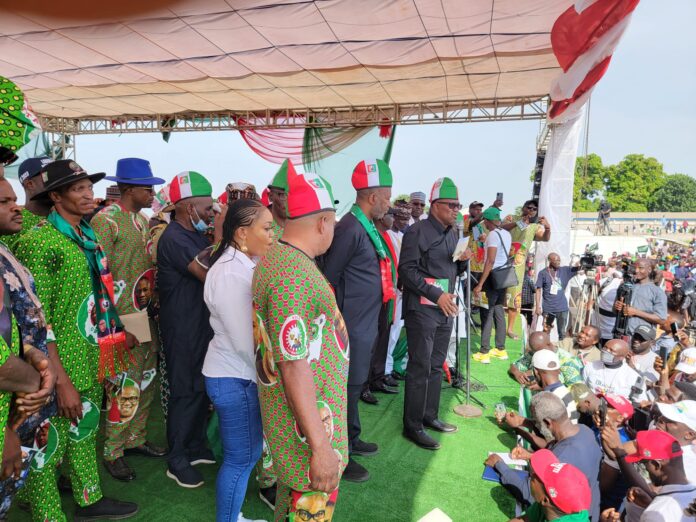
[{"xmin": 545, "ymin": 381, "xmax": 580, "ymax": 424}]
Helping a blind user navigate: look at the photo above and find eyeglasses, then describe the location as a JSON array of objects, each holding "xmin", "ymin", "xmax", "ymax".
[
  {"xmin": 525, "ymin": 205, "xmax": 538, "ymax": 211},
  {"xmin": 437, "ymin": 201, "xmax": 462, "ymax": 211},
  {"xmin": 295, "ymin": 509, "xmax": 326, "ymax": 521}
]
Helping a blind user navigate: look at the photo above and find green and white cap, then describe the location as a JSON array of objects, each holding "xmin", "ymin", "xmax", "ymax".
[
  {"xmin": 430, "ymin": 177, "xmax": 458, "ymax": 202},
  {"xmin": 169, "ymin": 171, "xmax": 212, "ymax": 203}
]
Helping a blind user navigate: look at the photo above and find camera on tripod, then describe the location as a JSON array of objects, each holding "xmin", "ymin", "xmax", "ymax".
[{"xmin": 579, "ymin": 244, "xmax": 606, "ymax": 278}]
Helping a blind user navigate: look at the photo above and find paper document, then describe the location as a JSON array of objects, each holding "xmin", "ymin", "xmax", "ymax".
[
  {"xmin": 488, "ymin": 452, "xmax": 527, "ymax": 469},
  {"xmin": 452, "ymin": 236, "xmax": 470, "ymax": 262}
]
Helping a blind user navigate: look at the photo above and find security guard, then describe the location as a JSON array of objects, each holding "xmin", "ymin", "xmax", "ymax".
[
  {"xmin": 399, "ymin": 177, "xmax": 470, "ymax": 450},
  {"xmin": 321, "ymin": 159, "xmax": 394, "ymax": 482}
]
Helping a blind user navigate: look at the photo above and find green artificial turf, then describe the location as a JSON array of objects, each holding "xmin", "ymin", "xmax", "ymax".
[{"xmin": 10, "ymin": 330, "xmax": 525, "ymax": 522}]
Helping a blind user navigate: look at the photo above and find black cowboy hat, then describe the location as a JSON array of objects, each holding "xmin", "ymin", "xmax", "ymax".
[{"xmin": 31, "ymin": 159, "xmax": 105, "ymax": 201}]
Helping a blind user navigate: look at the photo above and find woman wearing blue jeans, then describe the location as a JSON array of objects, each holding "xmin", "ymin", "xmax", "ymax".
[{"xmin": 203, "ymin": 199, "xmax": 275, "ymax": 521}]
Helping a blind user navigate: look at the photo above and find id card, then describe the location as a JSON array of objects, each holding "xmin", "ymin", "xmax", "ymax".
[{"xmin": 420, "ymin": 278, "xmax": 449, "ymax": 306}]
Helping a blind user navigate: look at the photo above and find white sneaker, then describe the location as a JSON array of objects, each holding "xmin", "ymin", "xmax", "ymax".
[{"xmin": 238, "ymin": 514, "xmax": 268, "ymax": 522}]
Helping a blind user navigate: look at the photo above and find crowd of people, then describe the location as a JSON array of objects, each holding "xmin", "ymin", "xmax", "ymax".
[
  {"xmin": 0, "ymin": 142, "xmax": 695, "ymax": 522},
  {"xmin": 484, "ymin": 245, "xmax": 696, "ymax": 520}
]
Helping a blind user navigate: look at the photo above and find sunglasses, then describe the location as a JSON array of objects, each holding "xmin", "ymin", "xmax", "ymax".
[
  {"xmin": 437, "ymin": 201, "xmax": 462, "ymax": 211},
  {"xmin": 525, "ymin": 205, "xmax": 538, "ymax": 211}
]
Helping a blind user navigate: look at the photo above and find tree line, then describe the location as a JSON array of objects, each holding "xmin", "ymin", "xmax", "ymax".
[{"xmin": 573, "ymin": 153, "xmax": 696, "ymax": 212}]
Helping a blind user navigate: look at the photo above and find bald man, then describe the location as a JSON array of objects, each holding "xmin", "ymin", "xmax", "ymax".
[
  {"xmin": 509, "ymin": 331, "xmax": 583, "ymax": 387},
  {"xmin": 535, "ymin": 253, "xmax": 579, "ymax": 341},
  {"xmin": 583, "ymin": 339, "xmax": 647, "ymax": 400}
]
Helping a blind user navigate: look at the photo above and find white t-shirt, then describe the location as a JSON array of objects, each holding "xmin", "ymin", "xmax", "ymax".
[
  {"xmin": 202, "ymin": 247, "xmax": 257, "ymax": 381},
  {"xmin": 484, "ymin": 228, "xmax": 512, "ymax": 269},
  {"xmin": 630, "ymin": 351, "xmax": 660, "ymax": 383},
  {"xmin": 594, "ymin": 276, "xmax": 622, "ymax": 339},
  {"xmin": 683, "ymin": 444, "xmax": 696, "ymax": 485},
  {"xmin": 583, "ymin": 360, "xmax": 647, "ymax": 400},
  {"xmin": 640, "ymin": 483, "xmax": 696, "ymax": 521}
]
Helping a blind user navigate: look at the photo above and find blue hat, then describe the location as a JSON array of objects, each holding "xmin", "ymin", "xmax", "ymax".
[
  {"xmin": 106, "ymin": 158, "xmax": 165, "ymax": 186},
  {"xmin": 18, "ymin": 157, "xmax": 53, "ymax": 184}
]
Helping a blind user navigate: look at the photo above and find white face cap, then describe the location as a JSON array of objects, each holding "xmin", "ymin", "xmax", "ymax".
[
  {"xmin": 676, "ymin": 348, "xmax": 696, "ymax": 375},
  {"xmin": 656, "ymin": 401, "xmax": 696, "ymax": 431},
  {"xmin": 532, "ymin": 349, "xmax": 561, "ymax": 371}
]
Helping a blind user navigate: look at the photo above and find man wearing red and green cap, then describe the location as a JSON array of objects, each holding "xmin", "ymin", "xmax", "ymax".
[
  {"xmin": 91, "ymin": 158, "xmax": 167, "ymax": 482},
  {"xmin": 399, "ymin": 177, "xmax": 470, "ymax": 450},
  {"xmin": 157, "ymin": 171, "xmax": 215, "ymax": 488},
  {"xmin": 321, "ymin": 158, "xmax": 393, "ymax": 482},
  {"xmin": 267, "ymin": 159, "xmax": 295, "ymax": 240},
  {"xmin": 253, "ymin": 171, "xmax": 347, "ymax": 522}
]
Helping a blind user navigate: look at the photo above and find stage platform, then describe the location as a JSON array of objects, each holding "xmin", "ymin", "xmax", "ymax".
[{"xmin": 10, "ymin": 332, "xmax": 524, "ymax": 522}]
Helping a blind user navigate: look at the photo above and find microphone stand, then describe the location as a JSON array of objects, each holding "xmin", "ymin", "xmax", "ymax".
[{"xmin": 454, "ymin": 262, "xmax": 484, "ymax": 417}]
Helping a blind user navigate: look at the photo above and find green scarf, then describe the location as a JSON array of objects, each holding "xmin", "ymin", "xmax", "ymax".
[
  {"xmin": 350, "ymin": 205, "xmax": 396, "ymax": 323},
  {"xmin": 48, "ymin": 211, "xmax": 128, "ymax": 381}
]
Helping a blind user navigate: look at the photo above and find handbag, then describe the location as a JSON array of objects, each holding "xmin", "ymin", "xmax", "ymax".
[{"xmin": 489, "ymin": 230, "xmax": 518, "ymax": 290}]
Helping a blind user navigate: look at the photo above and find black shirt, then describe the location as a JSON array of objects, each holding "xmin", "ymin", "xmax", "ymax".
[
  {"xmin": 399, "ymin": 213, "xmax": 465, "ymax": 319},
  {"xmin": 157, "ymin": 221, "xmax": 213, "ymax": 394},
  {"xmin": 321, "ymin": 213, "xmax": 382, "ymax": 335}
]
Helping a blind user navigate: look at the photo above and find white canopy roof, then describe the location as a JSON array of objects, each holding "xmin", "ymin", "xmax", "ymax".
[{"xmin": 1, "ymin": 0, "xmax": 572, "ymax": 121}]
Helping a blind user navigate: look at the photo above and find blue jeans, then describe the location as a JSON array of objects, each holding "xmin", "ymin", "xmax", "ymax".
[{"xmin": 205, "ymin": 377, "xmax": 263, "ymax": 522}]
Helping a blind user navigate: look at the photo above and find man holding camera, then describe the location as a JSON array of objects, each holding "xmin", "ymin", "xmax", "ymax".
[
  {"xmin": 535, "ymin": 253, "xmax": 579, "ymax": 341},
  {"xmin": 613, "ymin": 258, "xmax": 667, "ymax": 337}
]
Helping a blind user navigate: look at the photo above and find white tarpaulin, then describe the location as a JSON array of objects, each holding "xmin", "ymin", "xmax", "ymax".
[
  {"xmin": 0, "ymin": 1, "xmax": 573, "ymax": 119},
  {"xmin": 535, "ymin": 107, "xmax": 585, "ymax": 270}
]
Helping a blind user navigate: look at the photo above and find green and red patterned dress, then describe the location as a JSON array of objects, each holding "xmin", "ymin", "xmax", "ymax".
[
  {"xmin": 91, "ymin": 203, "xmax": 159, "ymax": 461},
  {"xmin": 504, "ymin": 216, "xmax": 543, "ymax": 310},
  {"xmin": 252, "ymin": 241, "xmax": 348, "ymax": 521},
  {"xmin": 15, "ymin": 221, "xmax": 104, "ymax": 522}
]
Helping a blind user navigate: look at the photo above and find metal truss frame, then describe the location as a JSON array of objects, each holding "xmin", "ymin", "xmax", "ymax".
[{"xmin": 38, "ymin": 96, "xmax": 549, "ymax": 136}]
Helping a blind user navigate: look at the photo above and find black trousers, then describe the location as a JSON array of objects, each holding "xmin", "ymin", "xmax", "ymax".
[
  {"xmin": 365, "ymin": 304, "xmax": 390, "ymax": 390},
  {"xmin": 480, "ymin": 282, "xmax": 507, "ymax": 353},
  {"xmin": 346, "ymin": 326, "xmax": 379, "ymax": 452},
  {"xmin": 166, "ymin": 391, "xmax": 210, "ymax": 470},
  {"xmin": 403, "ymin": 310, "xmax": 453, "ymax": 433}
]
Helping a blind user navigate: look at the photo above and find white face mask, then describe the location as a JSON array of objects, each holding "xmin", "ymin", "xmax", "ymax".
[{"xmin": 601, "ymin": 349, "xmax": 617, "ymax": 365}]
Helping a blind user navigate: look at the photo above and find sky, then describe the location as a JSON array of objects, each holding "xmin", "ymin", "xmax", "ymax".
[{"xmin": 8, "ymin": 0, "xmax": 696, "ymax": 211}]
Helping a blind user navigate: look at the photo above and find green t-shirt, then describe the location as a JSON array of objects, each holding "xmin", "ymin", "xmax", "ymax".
[
  {"xmin": 0, "ymin": 313, "xmax": 20, "ymax": 452},
  {"xmin": 524, "ymin": 502, "xmax": 589, "ymax": 522},
  {"xmin": 91, "ymin": 203, "xmax": 154, "ymax": 315},
  {"xmin": 2, "ymin": 208, "xmax": 44, "ymax": 253},
  {"xmin": 15, "ymin": 222, "xmax": 103, "ymax": 391},
  {"xmin": 252, "ymin": 241, "xmax": 348, "ymax": 491}
]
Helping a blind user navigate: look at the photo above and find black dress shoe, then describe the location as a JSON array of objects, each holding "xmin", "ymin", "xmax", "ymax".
[
  {"xmin": 74, "ymin": 497, "xmax": 139, "ymax": 521},
  {"xmin": 103, "ymin": 457, "xmax": 136, "ymax": 482},
  {"xmin": 391, "ymin": 371, "xmax": 406, "ymax": 381},
  {"xmin": 403, "ymin": 429, "xmax": 440, "ymax": 450},
  {"xmin": 370, "ymin": 382, "xmax": 398, "ymax": 395},
  {"xmin": 360, "ymin": 390, "xmax": 379, "ymax": 405},
  {"xmin": 342, "ymin": 458, "xmax": 370, "ymax": 483},
  {"xmin": 352, "ymin": 439, "xmax": 379, "ymax": 457},
  {"xmin": 383, "ymin": 375, "xmax": 399, "ymax": 387},
  {"xmin": 125, "ymin": 441, "xmax": 168, "ymax": 458},
  {"xmin": 424, "ymin": 418, "xmax": 458, "ymax": 433}
]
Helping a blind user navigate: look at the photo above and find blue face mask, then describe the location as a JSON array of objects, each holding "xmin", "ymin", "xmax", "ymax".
[{"xmin": 190, "ymin": 207, "xmax": 210, "ymax": 234}]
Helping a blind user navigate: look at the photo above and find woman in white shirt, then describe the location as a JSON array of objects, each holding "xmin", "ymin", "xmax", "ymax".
[
  {"xmin": 203, "ymin": 199, "xmax": 274, "ymax": 522},
  {"xmin": 473, "ymin": 206, "xmax": 512, "ymax": 364}
]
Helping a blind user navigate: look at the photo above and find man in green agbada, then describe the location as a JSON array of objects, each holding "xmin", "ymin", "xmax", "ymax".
[
  {"xmin": 15, "ymin": 160, "xmax": 138, "ymax": 522},
  {"xmin": 91, "ymin": 158, "xmax": 168, "ymax": 483}
]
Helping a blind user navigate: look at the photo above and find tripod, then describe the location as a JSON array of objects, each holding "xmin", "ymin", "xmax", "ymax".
[
  {"xmin": 570, "ymin": 276, "xmax": 599, "ymax": 336},
  {"xmin": 454, "ymin": 263, "xmax": 484, "ymax": 417}
]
